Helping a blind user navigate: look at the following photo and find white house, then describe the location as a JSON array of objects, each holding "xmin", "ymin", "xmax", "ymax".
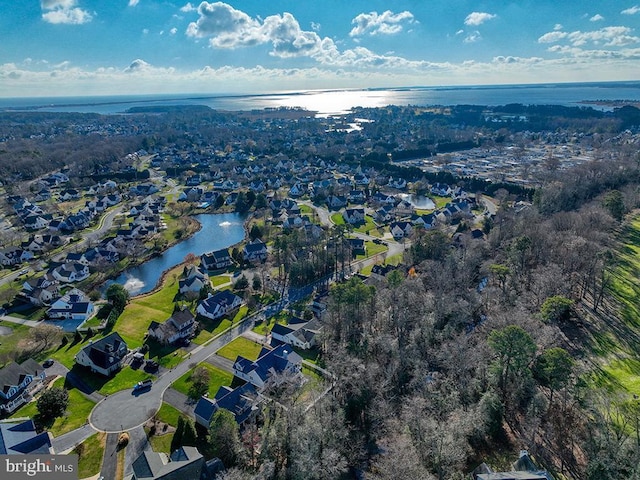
[
  {"xmin": 178, "ymin": 264, "xmax": 210, "ymax": 294},
  {"xmin": 390, "ymin": 221, "xmax": 413, "ymax": 240},
  {"xmin": 0, "ymin": 359, "xmax": 46, "ymax": 414},
  {"xmin": 74, "ymin": 332, "xmax": 128, "ymax": 377},
  {"xmin": 148, "ymin": 308, "xmax": 197, "ymax": 345},
  {"xmin": 46, "ymin": 288, "xmax": 94, "ymax": 321},
  {"xmin": 243, "ymin": 240, "xmax": 268, "ymax": 263},
  {"xmin": 196, "ymin": 290, "xmax": 243, "ymax": 321},
  {"xmin": 342, "ymin": 208, "xmax": 365, "ymax": 225},
  {"xmin": 233, "ymin": 344, "xmax": 303, "ymax": 390},
  {"xmin": 52, "ymin": 262, "xmax": 90, "ymax": 283}
]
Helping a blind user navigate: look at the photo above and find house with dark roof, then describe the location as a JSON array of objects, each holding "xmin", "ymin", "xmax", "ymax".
[
  {"xmin": 201, "ymin": 248, "xmax": 234, "ymax": 271},
  {"xmin": 126, "ymin": 446, "xmax": 205, "ymax": 480},
  {"xmin": 0, "ymin": 419, "xmax": 52, "ymax": 454},
  {"xmin": 46, "ymin": 288, "xmax": 94, "ymax": 321},
  {"xmin": 342, "ymin": 208, "xmax": 365, "ymax": 225},
  {"xmin": 233, "ymin": 344, "xmax": 303, "ymax": 390},
  {"xmin": 196, "ymin": 290, "xmax": 243, "ymax": 321},
  {"xmin": 148, "ymin": 308, "xmax": 197, "ymax": 345},
  {"xmin": 74, "ymin": 332, "xmax": 128, "ymax": 376},
  {"xmin": 390, "ymin": 221, "xmax": 413, "ymax": 240},
  {"xmin": 51, "ymin": 262, "xmax": 89, "ymax": 283},
  {"xmin": 0, "ymin": 359, "xmax": 46, "ymax": 414},
  {"xmin": 178, "ymin": 264, "xmax": 210, "ymax": 294},
  {"xmin": 270, "ymin": 318, "xmax": 322, "ymax": 350},
  {"xmin": 242, "ymin": 240, "xmax": 268, "ymax": 263},
  {"xmin": 194, "ymin": 383, "xmax": 261, "ymax": 428}
]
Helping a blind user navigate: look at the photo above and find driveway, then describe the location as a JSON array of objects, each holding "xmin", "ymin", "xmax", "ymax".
[
  {"xmin": 51, "ymin": 423, "xmax": 97, "ymax": 454},
  {"xmin": 100, "ymin": 432, "xmax": 120, "ymax": 480}
]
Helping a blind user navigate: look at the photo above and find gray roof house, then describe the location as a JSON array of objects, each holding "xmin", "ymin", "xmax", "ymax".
[
  {"xmin": 126, "ymin": 446, "xmax": 205, "ymax": 480},
  {"xmin": 148, "ymin": 308, "xmax": 197, "ymax": 345},
  {"xmin": 0, "ymin": 360, "xmax": 46, "ymax": 414},
  {"xmin": 0, "ymin": 419, "xmax": 53, "ymax": 454},
  {"xmin": 74, "ymin": 332, "xmax": 128, "ymax": 377}
]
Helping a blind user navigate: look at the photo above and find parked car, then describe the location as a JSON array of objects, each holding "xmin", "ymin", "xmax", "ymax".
[
  {"xmin": 43, "ymin": 359, "xmax": 54, "ymax": 368},
  {"xmin": 133, "ymin": 379, "xmax": 152, "ymax": 391}
]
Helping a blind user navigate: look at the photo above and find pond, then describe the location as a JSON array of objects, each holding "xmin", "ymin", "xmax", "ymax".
[
  {"xmin": 398, "ymin": 194, "xmax": 436, "ymax": 210},
  {"xmin": 107, "ymin": 212, "xmax": 246, "ymax": 296}
]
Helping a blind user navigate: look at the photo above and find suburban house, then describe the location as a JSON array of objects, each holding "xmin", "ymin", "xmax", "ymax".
[
  {"xmin": 126, "ymin": 446, "xmax": 208, "ymax": 480},
  {"xmin": 431, "ymin": 182, "xmax": 452, "ymax": 196},
  {"xmin": 178, "ymin": 264, "xmax": 210, "ymax": 294},
  {"xmin": 0, "ymin": 359, "xmax": 46, "ymax": 415},
  {"xmin": 21, "ymin": 276, "xmax": 59, "ymax": 306},
  {"xmin": 348, "ymin": 238, "xmax": 366, "ymax": 256},
  {"xmin": 390, "ymin": 221, "xmax": 413, "ymax": 240},
  {"xmin": 270, "ymin": 318, "xmax": 322, "ymax": 350},
  {"xmin": 243, "ymin": 240, "xmax": 268, "ymax": 263},
  {"xmin": 74, "ymin": 332, "xmax": 128, "ymax": 376},
  {"xmin": 196, "ymin": 290, "xmax": 243, "ymax": 321},
  {"xmin": 46, "ymin": 288, "xmax": 94, "ymax": 321},
  {"xmin": 412, "ymin": 213, "xmax": 436, "ymax": 229},
  {"xmin": 0, "ymin": 419, "xmax": 53, "ymax": 454},
  {"xmin": 0, "ymin": 248, "xmax": 33, "ymax": 267},
  {"xmin": 232, "ymin": 344, "xmax": 303, "ymax": 390},
  {"xmin": 148, "ymin": 308, "xmax": 197, "ymax": 345},
  {"xmin": 342, "ymin": 208, "xmax": 365, "ymax": 225},
  {"xmin": 194, "ymin": 383, "xmax": 260, "ymax": 428},
  {"xmin": 201, "ymin": 248, "xmax": 233, "ymax": 271},
  {"xmin": 51, "ymin": 262, "xmax": 90, "ymax": 283},
  {"xmin": 327, "ymin": 195, "xmax": 348, "ymax": 210}
]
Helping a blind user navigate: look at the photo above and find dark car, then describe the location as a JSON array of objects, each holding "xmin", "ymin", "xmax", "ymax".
[
  {"xmin": 133, "ymin": 379, "xmax": 153, "ymax": 391},
  {"xmin": 43, "ymin": 359, "xmax": 54, "ymax": 368}
]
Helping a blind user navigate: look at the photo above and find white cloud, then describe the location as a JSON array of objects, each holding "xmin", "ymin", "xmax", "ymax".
[
  {"xmin": 590, "ymin": 14, "xmax": 604, "ymax": 22},
  {"xmin": 124, "ymin": 59, "xmax": 152, "ymax": 73},
  {"xmin": 621, "ymin": 5, "xmax": 640, "ymax": 15},
  {"xmin": 186, "ymin": 2, "xmax": 262, "ymax": 47},
  {"xmin": 180, "ymin": 2, "xmax": 197, "ymax": 13},
  {"xmin": 464, "ymin": 31, "xmax": 482, "ymax": 43},
  {"xmin": 554, "ymin": 24, "xmax": 563, "ymax": 31},
  {"xmin": 41, "ymin": 0, "xmax": 92, "ymax": 25},
  {"xmin": 538, "ymin": 31, "xmax": 568, "ymax": 43},
  {"xmin": 311, "ymin": 22, "xmax": 321, "ymax": 32},
  {"xmin": 349, "ymin": 10, "xmax": 416, "ymax": 37},
  {"xmin": 128, "ymin": 0, "xmax": 140, "ymax": 6},
  {"xmin": 170, "ymin": 27, "xmax": 177, "ymax": 35},
  {"xmin": 464, "ymin": 12, "xmax": 496, "ymax": 26},
  {"xmin": 539, "ymin": 26, "xmax": 640, "ymax": 47}
]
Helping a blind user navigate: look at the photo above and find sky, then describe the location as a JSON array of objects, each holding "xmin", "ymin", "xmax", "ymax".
[{"xmin": 0, "ymin": 1, "xmax": 639, "ymax": 97}]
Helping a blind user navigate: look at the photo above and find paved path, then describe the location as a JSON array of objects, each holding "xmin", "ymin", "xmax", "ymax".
[
  {"xmin": 100, "ymin": 432, "xmax": 119, "ymax": 480},
  {"xmin": 204, "ymin": 354, "xmax": 235, "ymax": 373},
  {"xmin": 51, "ymin": 423, "xmax": 97, "ymax": 454},
  {"xmin": 162, "ymin": 388, "xmax": 196, "ymax": 418},
  {"xmin": 0, "ymin": 314, "xmax": 39, "ymax": 327}
]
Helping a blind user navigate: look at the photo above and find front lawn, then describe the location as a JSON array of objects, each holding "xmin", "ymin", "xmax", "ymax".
[
  {"xmin": 10, "ymin": 377, "xmax": 97, "ymax": 436},
  {"xmin": 353, "ymin": 216, "xmax": 382, "ymax": 237},
  {"xmin": 171, "ymin": 363, "xmax": 233, "ymax": 398},
  {"xmin": 114, "ymin": 264, "xmax": 184, "ymax": 348},
  {"xmin": 0, "ymin": 321, "xmax": 32, "ymax": 366},
  {"xmin": 75, "ymin": 433, "xmax": 105, "ymax": 478},
  {"xmin": 216, "ymin": 337, "xmax": 263, "ymax": 361},
  {"xmin": 211, "ymin": 274, "xmax": 232, "ymax": 287},
  {"xmin": 192, "ymin": 305, "xmax": 249, "ymax": 345},
  {"xmin": 70, "ymin": 364, "xmax": 154, "ymax": 396}
]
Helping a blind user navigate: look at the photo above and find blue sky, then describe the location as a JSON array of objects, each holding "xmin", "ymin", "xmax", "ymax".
[{"xmin": 1, "ymin": 1, "xmax": 639, "ymax": 97}]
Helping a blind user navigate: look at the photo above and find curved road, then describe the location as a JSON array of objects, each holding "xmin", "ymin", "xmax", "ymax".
[{"xmin": 89, "ymin": 312, "xmax": 257, "ymax": 432}]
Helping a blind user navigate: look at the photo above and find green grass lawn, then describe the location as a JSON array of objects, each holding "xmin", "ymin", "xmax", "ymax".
[
  {"xmin": 431, "ymin": 195, "xmax": 452, "ymax": 209},
  {"xmin": 10, "ymin": 377, "xmax": 96, "ymax": 436},
  {"xmin": 149, "ymin": 431, "xmax": 173, "ymax": 454},
  {"xmin": 355, "ymin": 241, "xmax": 387, "ymax": 261},
  {"xmin": 299, "ymin": 205, "xmax": 313, "ymax": 214},
  {"xmin": 330, "ymin": 213, "xmax": 345, "ymax": 225},
  {"xmin": 252, "ymin": 312, "xmax": 288, "ymax": 335},
  {"xmin": 211, "ymin": 274, "xmax": 232, "ymax": 287},
  {"xmin": 148, "ymin": 402, "xmax": 184, "ymax": 454},
  {"xmin": 75, "ymin": 432, "xmax": 105, "ymax": 478},
  {"xmin": 10, "ymin": 307, "xmax": 46, "ymax": 321},
  {"xmin": 171, "ymin": 363, "xmax": 233, "ymax": 398},
  {"xmin": 68, "ymin": 364, "xmax": 154, "ymax": 396},
  {"xmin": 193, "ymin": 305, "xmax": 248, "ymax": 345},
  {"xmin": 216, "ymin": 337, "xmax": 263, "ymax": 361},
  {"xmin": 0, "ymin": 321, "xmax": 32, "ymax": 366},
  {"xmin": 114, "ymin": 264, "xmax": 183, "ymax": 348},
  {"xmin": 353, "ymin": 216, "xmax": 382, "ymax": 237}
]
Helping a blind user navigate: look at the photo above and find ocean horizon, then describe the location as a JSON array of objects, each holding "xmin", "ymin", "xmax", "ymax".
[{"xmin": 1, "ymin": 81, "xmax": 639, "ymax": 117}]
